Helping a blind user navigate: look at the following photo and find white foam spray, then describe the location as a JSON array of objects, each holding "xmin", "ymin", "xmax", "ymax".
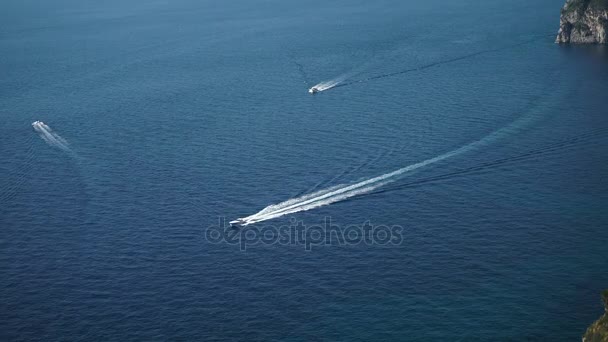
[
  {"xmin": 32, "ymin": 121, "xmax": 71, "ymax": 153},
  {"xmin": 233, "ymin": 111, "xmax": 537, "ymax": 226},
  {"xmin": 310, "ymin": 71, "xmax": 358, "ymax": 92}
]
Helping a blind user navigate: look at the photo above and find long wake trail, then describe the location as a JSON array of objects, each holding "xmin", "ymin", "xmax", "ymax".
[
  {"xmin": 234, "ymin": 108, "xmax": 541, "ymax": 226},
  {"xmin": 32, "ymin": 121, "xmax": 72, "ymax": 153},
  {"xmin": 364, "ymin": 127, "xmax": 608, "ymax": 198},
  {"xmin": 311, "ymin": 34, "xmax": 554, "ymax": 93}
]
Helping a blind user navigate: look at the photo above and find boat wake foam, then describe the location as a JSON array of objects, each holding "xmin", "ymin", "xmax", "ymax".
[
  {"xmin": 233, "ymin": 109, "xmax": 539, "ymax": 226},
  {"xmin": 309, "ymin": 72, "xmax": 356, "ymax": 93},
  {"xmin": 32, "ymin": 121, "xmax": 71, "ymax": 153},
  {"xmin": 310, "ymin": 34, "xmax": 554, "ymax": 93}
]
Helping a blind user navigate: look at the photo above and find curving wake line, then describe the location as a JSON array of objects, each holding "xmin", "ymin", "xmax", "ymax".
[
  {"xmin": 32, "ymin": 121, "xmax": 71, "ymax": 153},
  {"xmin": 232, "ymin": 109, "xmax": 539, "ymax": 226}
]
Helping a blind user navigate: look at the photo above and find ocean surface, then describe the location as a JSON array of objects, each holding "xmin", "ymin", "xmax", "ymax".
[{"xmin": 1, "ymin": 0, "xmax": 608, "ymax": 340}]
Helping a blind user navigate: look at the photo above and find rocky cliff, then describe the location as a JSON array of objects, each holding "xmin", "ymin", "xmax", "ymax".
[
  {"xmin": 582, "ymin": 289, "xmax": 608, "ymax": 342},
  {"xmin": 556, "ymin": 0, "xmax": 608, "ymax": 43}
]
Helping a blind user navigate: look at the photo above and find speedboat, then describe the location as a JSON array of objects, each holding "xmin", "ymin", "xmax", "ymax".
[
  {"xmin": 32, "ymin": 121, "xmax": 44, "ymax": 130},
  {"xmin": 229, "ymin": 218, "xmax": 248, "ymax": 227},
  {"xmin": 308, "ymin": 87, "xmax": 319, "ymax": 94}
]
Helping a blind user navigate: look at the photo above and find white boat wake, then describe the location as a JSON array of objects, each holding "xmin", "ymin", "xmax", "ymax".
[
  {"xmin": 32, "ymin": 121, "xmax": 71, "ymax": 153},
  {"xmin": 309, "ymin": 72, "xmax": 356, "ymax": 93},
  {"xmin": 233, "ymin": 112, "xmax": 537, "ymax": 226},
  {"xmin": 307, "ymin": 35, "xmax": 552, "ymax": 94}
]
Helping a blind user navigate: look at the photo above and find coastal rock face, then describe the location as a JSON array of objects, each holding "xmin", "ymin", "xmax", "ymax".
[
  {"xmin": 556, "ymin": 0, "xmax": 608, "ymax": 43},
  {"xmin": 582, "ymin": 290, "xmax": 608, "ymax": 342}
]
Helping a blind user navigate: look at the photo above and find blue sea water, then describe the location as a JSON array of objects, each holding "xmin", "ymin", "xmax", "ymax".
[{"xmin": 1, "ymin": 0, "xmax": 608, "ymax": 340}]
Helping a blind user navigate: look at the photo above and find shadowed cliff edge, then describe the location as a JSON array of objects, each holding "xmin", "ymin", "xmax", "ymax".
[
  {"xmin": 583, "ymin": 290, "xmax": 608, "ymax": 342},
  {"xmin": 556, "ymin": 0, "xmax": 608, "ymax": 43}
]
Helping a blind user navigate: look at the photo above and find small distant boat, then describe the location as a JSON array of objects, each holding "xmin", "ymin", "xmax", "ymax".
[
  {"xmin": 308, "ymin": 87, "xmax": 319, "ymax": 94},
  {"xmin": 32, "ymin": 121, "xmax": 44, "ymax": 130},
  {"xmin": 229, "ymin": 218, "xmax": 248, "ymax": 227}
]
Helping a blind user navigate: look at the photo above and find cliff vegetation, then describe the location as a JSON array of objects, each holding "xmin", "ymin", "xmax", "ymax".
[{"xmin": 556, "ymin": 0, "xmax": 608, "ymax": 43}]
